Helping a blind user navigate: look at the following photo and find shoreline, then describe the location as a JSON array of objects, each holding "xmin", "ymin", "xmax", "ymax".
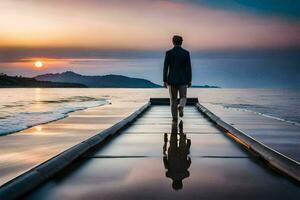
[
  {"xmin": 217, "ymin": 103, "xmax": 300, "ymax": 127},
  {"xmin": 0, "ymin": 100, "xmax": 110, "ymax": 137},
  {"xmin": 0, "ymin": 97, "xmax": 146, "ymax": 187}
]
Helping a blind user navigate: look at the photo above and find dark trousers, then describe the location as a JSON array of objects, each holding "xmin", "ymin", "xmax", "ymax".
[{"xmin": 168, "ymin": 85, "xmax": 187, "ymax": 119}]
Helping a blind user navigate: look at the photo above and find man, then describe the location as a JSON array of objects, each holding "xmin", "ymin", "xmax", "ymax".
[{"xmin": 163, "ymin": 35, "xmax": 192, "ymax": 122}]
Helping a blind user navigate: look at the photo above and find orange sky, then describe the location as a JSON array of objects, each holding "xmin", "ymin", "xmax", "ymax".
[{"xmin": 1, "ymin": 0, "xmax": 300, "ymax": 51}]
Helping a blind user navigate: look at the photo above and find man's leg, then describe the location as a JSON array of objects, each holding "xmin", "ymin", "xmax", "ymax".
[
  {"xmin": 168, "ymin": 85, "xmax": 179, "ymax": 121},
  {"xmin": 178, "ymin": 85, "xmax": 187, "ymax": 117}
]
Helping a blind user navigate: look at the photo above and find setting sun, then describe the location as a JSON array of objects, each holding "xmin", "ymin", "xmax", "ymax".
[{"xmin": 34, "ymin": 61, "xmax": 44, "ymax": 68}]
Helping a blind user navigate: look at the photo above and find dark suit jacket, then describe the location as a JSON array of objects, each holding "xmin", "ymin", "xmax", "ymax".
[{"xmin": 163, "ymin": 46, "xmax": 192, "ymax": 85}]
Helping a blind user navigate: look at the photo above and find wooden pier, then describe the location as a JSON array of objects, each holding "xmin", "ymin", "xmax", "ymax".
[{"xmin": 0, "ymin": 98, "xmax": 299, "ymax": 200}]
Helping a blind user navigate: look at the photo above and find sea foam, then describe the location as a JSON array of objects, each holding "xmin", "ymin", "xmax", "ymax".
[{"xmin": 0, "ymin": 96, "xmax": 109, "ymax": 136}]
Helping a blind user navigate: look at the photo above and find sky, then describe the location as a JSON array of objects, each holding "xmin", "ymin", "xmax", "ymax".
[{"xmin": 0, "ymin": 0, "xmax": 299, "ymax": 88}]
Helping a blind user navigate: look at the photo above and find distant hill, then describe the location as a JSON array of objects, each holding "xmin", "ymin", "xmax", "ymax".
[
  {"xmin": 0, "ymin": 74, "xmax": 86, "ymax": 88},
  {"xmin": 35, "ymin": 71, "xmax": 161, "ymax": 88},
  {"xmin": 192, "ymin": 85, "xmax": 220, "ymax": 88},
  {"xmin": 1, "ymin": 71, "xmax": 219, "ymax": 88}
]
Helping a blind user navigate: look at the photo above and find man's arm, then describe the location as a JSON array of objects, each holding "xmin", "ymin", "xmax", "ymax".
[
  {"xmin": 163, "ymin": 52, "xmax": 169, "ymax": 87},
  {"xmin": 163, "ymin": 156, "xmax": 168, "ymax": 169},
  {"xmin": 186, "ymin": 52, "xmax": 192, "ymax": 87}
]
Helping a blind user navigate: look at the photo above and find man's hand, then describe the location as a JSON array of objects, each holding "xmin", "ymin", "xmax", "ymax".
[
  {"xmin": 164, "ymin": 82, "xmax": 168, "ymax": 88},
  {"xmin": 188, "ymin": 82, "xmax": 192, "ymax": 88}
]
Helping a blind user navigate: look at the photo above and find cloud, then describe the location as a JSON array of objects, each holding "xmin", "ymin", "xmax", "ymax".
[
  {"xmin": 0, "ymin": 47, "xmax": 163, "ymax": 63},
  {"xmin": 170, "ymin": 0, "xmax": 300, "ymax": 19},
  {"xmin": 1, "ymin": 0, "xmax": 300, "ymax": 52}
]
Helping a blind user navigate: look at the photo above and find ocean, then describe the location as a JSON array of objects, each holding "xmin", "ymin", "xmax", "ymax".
[{"xmin": 0, "ymin": 88, "xmax": 299, "ymax": 136}]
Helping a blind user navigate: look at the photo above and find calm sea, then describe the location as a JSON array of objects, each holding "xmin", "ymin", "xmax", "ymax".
[{"xmin": 0, "ymin": 88, "xmax": 299, "ymax": 135}]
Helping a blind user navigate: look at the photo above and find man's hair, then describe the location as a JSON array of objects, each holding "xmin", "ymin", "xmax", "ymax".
[
  {"xmin": 172, "ymin": 35, "xmax": 183, "ymax": 46},
  {"xmin": 172, "ymin": 180, "xmax": 183, "ymax": 190}
]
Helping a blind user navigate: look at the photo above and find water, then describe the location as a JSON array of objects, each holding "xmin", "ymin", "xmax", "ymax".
[
  {"xmin": 192, "ymin": 88, "xmax": 300, "ymax": 126},
  {"xmin": 0, "ymin": 89, "xmax": 109, "ymax": 135},
  {"xmin": 0, "ymin": 88, "xmax": 299, "ymax": 136}
]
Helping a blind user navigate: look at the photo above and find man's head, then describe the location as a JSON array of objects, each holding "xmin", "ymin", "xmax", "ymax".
[
  {"xmin": 172, "ymin": 35, "xmax": 183, "ymax": 46},
  {"xmin": 172, "ymin": 180, "xmax": 183, "ymax": 190}
]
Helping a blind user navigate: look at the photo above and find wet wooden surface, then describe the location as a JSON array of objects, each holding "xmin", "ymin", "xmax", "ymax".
[
  {"xmin": 26, "ymin": 106, "xmax": 300, "ymax": 200},
  {"xmin": 202, "ymin": 103, "xmax": 300, "ymax": 162}
]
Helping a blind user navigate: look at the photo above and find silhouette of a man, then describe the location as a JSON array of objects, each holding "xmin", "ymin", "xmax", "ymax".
[
  {"xmin": 163, "ymin": 35, "xmax": 192, "ymax": 122},
  {"xmin": 163, "ymin": 121, "xmax": 191, "ymax": 190}
]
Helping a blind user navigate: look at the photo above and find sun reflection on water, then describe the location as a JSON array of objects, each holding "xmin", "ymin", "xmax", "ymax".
[{"xmin": 34, "ymin": 125, "xmax": 43, "ymax": 133}]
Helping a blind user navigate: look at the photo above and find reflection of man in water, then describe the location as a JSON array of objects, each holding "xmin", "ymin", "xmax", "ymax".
[{"xmin": 163, "ymin": 121, "xmax": 191, "ymax": 190}]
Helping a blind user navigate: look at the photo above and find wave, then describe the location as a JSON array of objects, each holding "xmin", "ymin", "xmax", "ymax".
[
  {"xmin": 32, "ymin": 96, "xmax": 101, "ymax": 104},
  {"xmin": 0, "ymin": 97, "xmax": 109, "ymax": 136},
  {"xmin": 216, "ymin": 103, "xmax": 300, "ymax": 127}
]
